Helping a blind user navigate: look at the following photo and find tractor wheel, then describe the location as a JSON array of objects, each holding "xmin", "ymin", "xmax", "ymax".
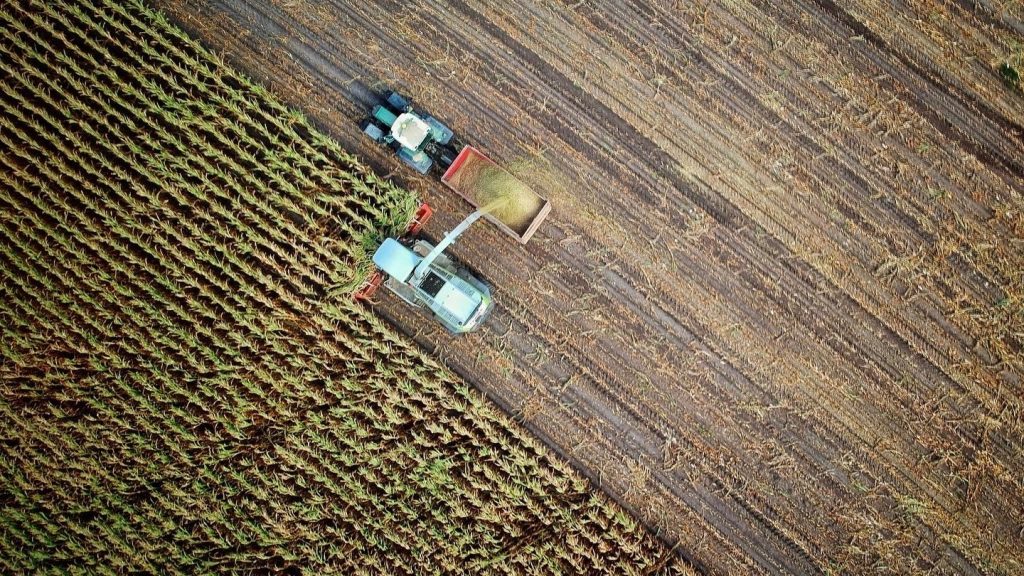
[
  {"xmin": 360, "ymin": 119, "xmax": 385, "ymax": 143},
  {"xmin": 384, "ymin": 91, "xmax": 410, "ymax": 111}
]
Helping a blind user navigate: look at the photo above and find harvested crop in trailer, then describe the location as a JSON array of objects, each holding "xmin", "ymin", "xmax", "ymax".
[
  {"xmin": 438, "ymin": 145, "xmax": 551, "ymax": 243},
  {"xmin": 444, "ymin": 151, "xmax": 546, "ymax": 235}
]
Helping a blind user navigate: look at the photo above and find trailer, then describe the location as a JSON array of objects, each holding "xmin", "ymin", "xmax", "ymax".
[{"xmin": 441, "ymin": 146, "xmax": 551, "ymax": 244}]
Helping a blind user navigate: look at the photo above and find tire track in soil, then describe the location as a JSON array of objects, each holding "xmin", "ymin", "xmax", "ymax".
[
  {"xmin": 155, "ymin": 0, "xmax": 1024, "ymax": 573},
  {"xmin": 788, "ymin": 0, "xmax": 1024, "ymax": 183}
]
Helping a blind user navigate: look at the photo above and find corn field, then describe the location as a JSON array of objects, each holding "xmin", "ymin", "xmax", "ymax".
[{"xmin": 0, "ymin": 0, "xmax": 688, "ymax": 573}]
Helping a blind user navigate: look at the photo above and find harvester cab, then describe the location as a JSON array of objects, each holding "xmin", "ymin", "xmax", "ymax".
[{"xmin": 360, "ymin": 90, "xmax": 460, "ymax": 174}]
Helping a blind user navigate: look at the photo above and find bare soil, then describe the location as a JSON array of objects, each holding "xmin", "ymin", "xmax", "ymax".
[{"xmin": 154, "ymin": 0, "xmax": 1024, "ymax": 573}]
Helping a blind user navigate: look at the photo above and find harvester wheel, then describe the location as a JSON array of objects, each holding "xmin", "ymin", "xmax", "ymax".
[
  {"xmin": 436, "ymin": 147, "xmax": 458, "ymax": 170},
  {"xmin": 360, "ymin": 119, "xmax": 385, "ymax": 143}
]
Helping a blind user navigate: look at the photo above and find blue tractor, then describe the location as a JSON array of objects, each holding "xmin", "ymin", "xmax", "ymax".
[{"xmin": 360, "ymin": 90, "xmax": 461, "ymax": 174}]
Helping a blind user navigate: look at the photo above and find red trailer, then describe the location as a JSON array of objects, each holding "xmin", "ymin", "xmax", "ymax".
[{"xmin": 441, "ymin": 146, "xmax": 551, "ymax": 244}]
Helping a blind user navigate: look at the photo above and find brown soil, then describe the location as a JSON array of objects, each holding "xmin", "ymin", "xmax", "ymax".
[{"xmin": 153, "ymin": 0, "xmax": 1024, "ymax": 573}]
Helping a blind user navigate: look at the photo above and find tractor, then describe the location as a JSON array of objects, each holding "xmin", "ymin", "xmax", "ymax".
[{"xmin": 360, "ymin": 90, "xmax": 460, "ymax": 174}]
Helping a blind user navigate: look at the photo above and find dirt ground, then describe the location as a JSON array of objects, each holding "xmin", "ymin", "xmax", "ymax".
[{"xmin": 153, "ymin": 0, "xmax": 1023, "ymax": 573}]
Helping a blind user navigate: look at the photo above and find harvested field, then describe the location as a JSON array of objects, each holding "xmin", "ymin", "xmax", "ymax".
[
  {"xmin": 0, "ymin": 1, "xmax": 688, "ymax": 573},
  {"xmin": 155, "ymin": 0, "xmax": 1024, "ymax": 573}
]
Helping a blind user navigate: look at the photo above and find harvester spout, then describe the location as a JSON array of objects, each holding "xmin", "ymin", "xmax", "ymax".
[{"xmin": 411, "ymin": 207, "xmax": 488, "ymax": 283}]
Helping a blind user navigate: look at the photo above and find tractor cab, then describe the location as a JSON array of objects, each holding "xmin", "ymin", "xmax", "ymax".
[
  {"xmin": 361, "ymin": 91, "xmax": 457, "ymax": 174},
  {"xmin": 391, "ymin": 113, "xmax": 431, "ymax": 149}
]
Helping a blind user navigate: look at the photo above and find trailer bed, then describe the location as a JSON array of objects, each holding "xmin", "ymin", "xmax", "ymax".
[{"xmin": 441, "ymin": 146, "xmax": 550, "ymax": 244}]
